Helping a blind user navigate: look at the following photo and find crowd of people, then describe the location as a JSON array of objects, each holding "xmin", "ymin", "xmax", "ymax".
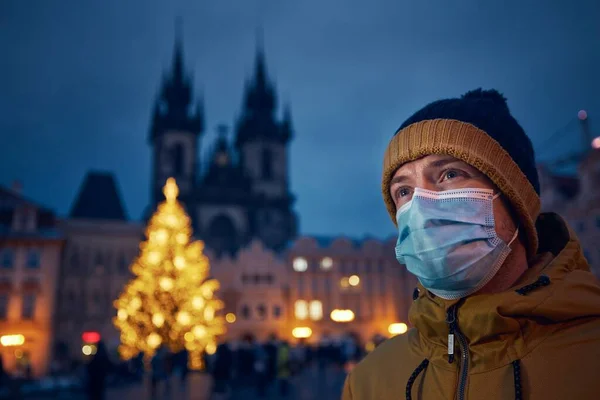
[
  {"xmin": 205, "ymin": 333, "xmax": 372, "ymax": 399},
  {"xmin": 0, "ymin": 332, "xmax": 373, "ymax": 399}
]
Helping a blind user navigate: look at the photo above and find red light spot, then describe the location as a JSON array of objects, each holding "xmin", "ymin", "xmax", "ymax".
[{"xmin": 82, "ymin": 331, "xmax": 101, "ymax": 343}]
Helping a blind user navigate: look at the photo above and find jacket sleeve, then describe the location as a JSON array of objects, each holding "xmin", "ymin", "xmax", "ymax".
[{"xmin": 341, "ymin": 372, "xmax": 353, "ymax": 400}]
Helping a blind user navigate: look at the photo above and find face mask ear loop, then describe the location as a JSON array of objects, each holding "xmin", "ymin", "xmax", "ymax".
[
  {"xmin": 508, "ymin": 226, "xmax": 520, "ymax": 247},
  {"xmin": 492, "ymin": 192, "xmax": 502, "ymax": 200}
]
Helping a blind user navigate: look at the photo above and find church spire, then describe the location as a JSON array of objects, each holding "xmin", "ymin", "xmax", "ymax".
[
  {"xmin": 281, "ymin": 102, "xmax": 294, "ymax": 141},
  {"xmin": 172, "ymin": 16, "xmax": 184, "ymax": 85},
  {"xmin": 149, "ymin": 17, "xmax": 203, "ymax": 142}
]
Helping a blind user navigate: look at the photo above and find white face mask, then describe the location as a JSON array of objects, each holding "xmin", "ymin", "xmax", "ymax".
[{"xmin": 395, "ymin": 188, "xmax": 519, "ymax": 300}]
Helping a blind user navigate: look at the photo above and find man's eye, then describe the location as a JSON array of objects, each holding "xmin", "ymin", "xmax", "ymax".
[
  {"xmin": 443, "ymin": 169, "xmax": 462, "ymax": 180},
  {"xmin": 396, "ymin": 187, "xmax": 411, "ymax": 199}
]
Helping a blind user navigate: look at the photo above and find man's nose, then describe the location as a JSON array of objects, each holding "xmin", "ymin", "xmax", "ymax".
[{"xmin": 414, "ymin": 176, "xmax": 438, "ymax": 192}]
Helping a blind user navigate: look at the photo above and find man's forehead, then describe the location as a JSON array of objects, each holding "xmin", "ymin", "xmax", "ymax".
[{"xmin": 393, "ymin": 154, "xmax": 467, "ymax": 177}]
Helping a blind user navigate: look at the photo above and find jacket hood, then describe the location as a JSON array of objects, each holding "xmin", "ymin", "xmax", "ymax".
[{"xmin": 409, "ymin": 212, "xmax": 600, "ymax": 373}]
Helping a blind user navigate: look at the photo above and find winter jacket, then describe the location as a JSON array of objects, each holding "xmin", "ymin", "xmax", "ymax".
[{"xmin": 342, "ymin": 213, "xmax": 600, "ymax": 399}]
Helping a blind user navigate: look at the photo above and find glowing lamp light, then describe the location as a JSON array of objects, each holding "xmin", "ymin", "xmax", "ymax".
[
  {"xmin": 155, "ymin": 229, "xmax": 168, "ymax": 244},
  {"xmin": 365, "ymin": 341, "xmax": 376, "ymax": 352},
  {"xmin": 165, "ymin": 215, "xmax": 179, "ymax": 227},
  {"xmin": 147, "ymin": 251, "xmax": 161, "ymax": 265},
  {"xmin": 320, "ymin": 257, "xmax": 333, "ymax": 270},
  {"xmin": 292, "ymin": 257, "xmax": 308, "ymax": 272},
  {"xmin": 0, "ymin": 334, "xmax": 25, "ymax": 347},
  {"xmin": 592, "ymin": 137, "xmax": 600, "ymax": 150},
  {"xmin": 82, "ymin": 345, "xmax": 92, "ymax": 355},
  {"xmin": 159, "ymin": 277, "xmax": 174, "ymax": 291},
  {"xmin": 292, "ymin": 327, "xmax": 312, "ymax": 339},
  {"xmin": 206, "ymin": 342, "xmax": 217, "ymax": 355},
  {"xmin": 340, "ymin": 277, "xmax": 350, "ymax": 288},
  {"xmin": 177, "ymin": 311, "xmax": 191, "ymax": 325},
  {"xmin": 348, "ymin": 275, "xmax": 360, "ymax": 287},
  {"xmin": 192, "ymin": 325, "xmax": 207, "ymax": 338},
  {"xmin": 578, "ymin": 109, "xmax": 588, "ymax": 121},
  {"xmin": 129, "ymin": 297, "xmax": 142, "ymax": 311},
  {"xmin": 192, "ymin": 296, "xmax": 205, "ymax": 310},
  {"xmin": 152, "ymin": 313, "xmax": 165, "ymax": 327},
  {"xmin": 82, "ymin": 331, "xmax": 101, "ymax": 344},
  {"xmin": 147, "ymin": 333, "xmax": 162, "ymax": 348},
  {"xmin": 204, "ymin": 307, "xmax": 215, "ymax": 320},
  {"xmin": 174, "ymin": 255, "xmax": 186, "ymax": 270},
  {"xmin": 184, "ymin": 332, "xmax": 194, "ymax": 342},
  {"xmin": 225, "ymin": 313, "xmax": 236, "ymax": 323},
  {"xmin": 176, "ymin": 232, "xmax": 188, "ymax": 245},
  {"xmin": 388, "ymin": 322, "xmax": 408, "ymax": 336},
  {"xmin": 330, "ymin": 309, "xmax": 355, "ymax": 323},
  {"xmin": 117, "ymin": 309, "xmax": 128, "ymax": 321}
]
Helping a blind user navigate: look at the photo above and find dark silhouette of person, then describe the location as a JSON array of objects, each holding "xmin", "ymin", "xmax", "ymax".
[
  {"xmin": 86, "ymin": 341, "xmax": 112, "ymax": 400},
  {"xmin": 211, "ymin": 342, "xmax": 233, "ymax": 396}
]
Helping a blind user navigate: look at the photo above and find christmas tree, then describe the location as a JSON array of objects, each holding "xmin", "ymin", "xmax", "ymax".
[{"xmin": 113, "ymin": 178, "xmax": 225, "ymax": 370}]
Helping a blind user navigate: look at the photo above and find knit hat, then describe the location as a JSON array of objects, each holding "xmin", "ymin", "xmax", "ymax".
[{"xmin": 382, "ymin": 89, "xmax": 540, "ymax": 258}]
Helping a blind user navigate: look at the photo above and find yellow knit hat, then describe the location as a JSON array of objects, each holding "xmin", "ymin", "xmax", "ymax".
[{"xmin": 382, "ymin": 91, "xmax": 541, "ymax": 258}]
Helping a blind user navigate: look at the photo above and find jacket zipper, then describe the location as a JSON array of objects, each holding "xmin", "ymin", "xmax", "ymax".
[{"xmin": 447, "ymin": 304, "xmax": 469, "ymax": 400}]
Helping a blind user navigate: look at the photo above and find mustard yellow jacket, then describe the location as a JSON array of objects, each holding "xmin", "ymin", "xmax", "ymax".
[{"xmin": 342, "ymin": 213, "xmax": 600, "ymax": 399}]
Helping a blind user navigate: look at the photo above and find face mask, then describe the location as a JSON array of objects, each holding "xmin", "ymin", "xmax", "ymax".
[{"xmin": 395, "ymin": 187, "xmax": 519, "ymax": 300}]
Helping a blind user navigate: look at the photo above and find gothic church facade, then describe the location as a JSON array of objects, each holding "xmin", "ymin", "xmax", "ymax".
[{"xmin": 148, "ymin": 37, "xmax": 298, "ymax": 257}]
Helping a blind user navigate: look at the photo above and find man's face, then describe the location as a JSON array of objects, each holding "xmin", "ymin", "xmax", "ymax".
[{"xmin": 389, "ymin": 154, "xmax": 517, "ymax": 244}]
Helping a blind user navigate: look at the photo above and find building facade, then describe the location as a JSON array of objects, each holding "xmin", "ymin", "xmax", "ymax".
[
  {"xmin": 53, "ymin": 172, "xmax": 143, "ymax": 361},
  {"xmin": 284, "ymin": 236, "xmax": 417, "ymax": 344},
  {"xmin": 208, "ymin": 240, "xmax": 290, "ymax": 342},
  {"xmin": 538, "ymin": 148, "xmax": 600, "ymax": 277},
  {"xmin": 0, "ymin": 185, "xmax": 64, "ymax": 377}
]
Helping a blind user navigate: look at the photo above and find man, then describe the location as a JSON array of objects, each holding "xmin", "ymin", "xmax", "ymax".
[{"xmin": 341, "ymin": 89, "xmax": 600, "ymax": 400}]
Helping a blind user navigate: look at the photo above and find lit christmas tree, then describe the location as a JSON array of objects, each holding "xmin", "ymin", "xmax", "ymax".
[{"xmin": 114, "ymin": 178, "xmax": 225, "ymax": 370}]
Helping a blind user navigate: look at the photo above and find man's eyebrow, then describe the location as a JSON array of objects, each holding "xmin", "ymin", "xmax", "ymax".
[{"xmin": 390, "ymin": 157, "xmax": 463, "ymax": 186}]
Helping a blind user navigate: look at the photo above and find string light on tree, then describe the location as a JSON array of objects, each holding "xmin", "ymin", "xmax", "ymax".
[{"xmin": 113, "ymin": 178, "xmax": 225, "ymax": 369}]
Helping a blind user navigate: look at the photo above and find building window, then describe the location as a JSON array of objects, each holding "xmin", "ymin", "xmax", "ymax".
[
  {"xmin": 294, "ymin": 300, "xmax": 308, "ymax": 320},
  {"xmin": 312, "ymin": 277, "xmax": 319, "ymax": 293},
  {"xmin": 293, "ymin": 257, "xmax": 308, "ymax": 272},
  {"xmin": 261, "ymin": 148, "xmax": 273, "ymax": 180},
  {"xmin": 0, "ymin": 294, "xmax": 8, "ymax": 320},
  {"xmin": 584, "ymin": 250, "xmax": 592, "ymax": 263},
  {"xmin": 253, "ymin": 275, "xmax": 261, "ymax": 284},
  {"xmin": 242, "ymin": 274, "xmax": 248, "ymax": 284},
  {"xmin": 265, "ymin": 274, "xmax": 274, "ymax": 285},
  {"xmin": 22, "ymin": 294, "xmax": 36, "ymax": 320},
  {"xmin": 69, "ymin": 248, "xmax": 79, "ymax": 270},
  {"xmin": 298, "ymin": 276, "xmax": 305, "ymax": 296},
  {"xmin": 309, "ymin": 300, "xmax": 323, "ymax": 321},
  {"xmin": 241, "ymin": 304, "xmax": 251, "ymax": 320},
  {"xmin": 94, "ymin": 252, "xmax": 104, "ymax": 268},
  {"xmin": 257, "ymin": 304, "xmax": 267, "ymax": 320},
  {"xmin": 26, "ymin": 249, "xmax": 40, "ymax": 269},
  {"xmin": 1, "ymin": 249, "xmax": 14, "ymax": 269},
  {"xmin": 379, "ymin": 275, "xmax": 386, "ymax": 294},
  {"xmin": 365, "ymin": 260, "xmax": 372, "ymax": 273},
  {"xmin": 320, "ymin": 257, "xmax": 333, "ymax": 270},
  {"xmin": 118, "ymin": 253, "xmax": 128, "ymax": 274},
  {"xmin": 596, "ymin": 217, "xmax": 600, "ymax": 229},
  {"xmin": 172, "ymin": 143, "xmax": 185, "ymax": 176},
  {"xmin": 273, "ymin": 305, "xmax": 281, "ymax": 319},
  {"xmin": 340, "ymin": 261, "xmax": 347, "ymax": 274}
]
